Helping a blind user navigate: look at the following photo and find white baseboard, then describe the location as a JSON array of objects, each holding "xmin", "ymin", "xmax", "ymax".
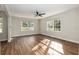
[{"xmin": 41, "ymin": 33, "xmax": 79, "ymax": 44}]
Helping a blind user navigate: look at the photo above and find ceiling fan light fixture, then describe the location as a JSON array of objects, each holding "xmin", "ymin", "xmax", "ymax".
[{"xmin": 33, "ymin": 10, "xmax": 45, "ymax": 17}]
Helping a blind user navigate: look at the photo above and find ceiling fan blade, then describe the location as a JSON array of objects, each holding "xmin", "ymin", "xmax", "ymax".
[
  {"xmin": 41, "ymin": 13, "xmax": 45, "ymax": 15},
  {"xmin": 33, "ymin": 10, "xmax": 45, "ymax": 17},
  {"xmin": 39, "ymin": 14, "xmax": 43, "ymax": 17}
]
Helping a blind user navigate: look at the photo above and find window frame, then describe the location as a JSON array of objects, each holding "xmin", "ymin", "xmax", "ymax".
[
  {"xmin": 21, "ymin": 21, "xmax": 34, "ymax": 32},
  {"xmin": 47, "ymin": 18, "xmax": 61, "ymax": 32}
]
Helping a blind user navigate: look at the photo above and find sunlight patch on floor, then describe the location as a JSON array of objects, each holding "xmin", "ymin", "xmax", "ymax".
[
  {"xmin": 50, "ymin": 41, "xmax": 64, "ymax": 54},
  {"xmin": 32, "ymin": 38, "xmax": 64, "ymax": 55},
  {"xmin": 41, "ymin": 39, "xmax": 50, "ymax": 45},
  {"xmin": 32, "ymin": 43, "xmax": 47, "ymax": 55}
]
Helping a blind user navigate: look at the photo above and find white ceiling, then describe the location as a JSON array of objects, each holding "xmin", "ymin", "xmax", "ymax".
[{"xmin": 6, "ymin": 4, "xmax": 79, "ymax": 19}]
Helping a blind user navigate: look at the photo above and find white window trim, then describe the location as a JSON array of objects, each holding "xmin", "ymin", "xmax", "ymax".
[{"xmin": 47, "ymin": 18, "xmax": 61, "ymax": 32}]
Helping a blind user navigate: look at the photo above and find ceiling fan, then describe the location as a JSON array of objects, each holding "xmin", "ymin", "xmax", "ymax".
[{"xmin": 33, "ymin": 11, "xmax": 45, "ymax": 17}]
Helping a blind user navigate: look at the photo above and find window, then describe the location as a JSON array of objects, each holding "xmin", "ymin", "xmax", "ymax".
[
  {"xmin": 21, "ymin": 21, "xmax": 34, "ymax": 31},
  {"xmin": 47, "ymin": 18, "xmax": 61, "ymax": 31},
  {"xmin": 0, "ymin": 18, "xmax": 3, "ymax": 33}
]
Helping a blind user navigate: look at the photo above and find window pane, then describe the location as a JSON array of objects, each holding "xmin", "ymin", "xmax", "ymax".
[{"xmin": 22, "ymin": 22, "xmax": 28, "ymax": 27}]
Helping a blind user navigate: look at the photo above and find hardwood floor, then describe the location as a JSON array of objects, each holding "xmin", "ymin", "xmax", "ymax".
[{"xmin": 0, "ymin": 34, "xmax": 79, "ymax": 55}]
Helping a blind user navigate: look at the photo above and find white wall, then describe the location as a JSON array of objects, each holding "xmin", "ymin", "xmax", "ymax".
[
  {"xmin": 40, "ymin": 7, "xmax": 79, "ymax": 43},
  {"xmin": 10, "ymin": 16, "xmax": 40, "ymax": 37}
]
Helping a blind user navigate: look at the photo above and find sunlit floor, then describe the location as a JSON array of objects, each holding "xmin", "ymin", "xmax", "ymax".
[
  {"xmin": 32, "ymin": 39, "xmax": 64, "ymax": 55},
  {"xmin": 0, "ymin": 34, "xmax": 79, "ymax": 55}
]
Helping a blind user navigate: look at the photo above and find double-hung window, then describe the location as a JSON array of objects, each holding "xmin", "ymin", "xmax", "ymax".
[
  {"xmin": 21, "ymin": 21, "xmax": 34, "ymax": 31},
  {"xmin": 47, "ymin": 18, "xmax": 61, "ymax": 32}
]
